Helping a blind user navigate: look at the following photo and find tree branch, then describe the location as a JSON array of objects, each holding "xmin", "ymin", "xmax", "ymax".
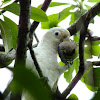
[
  {"xmin": 62, "ymin": 9, "xmax": 92, "ymax": 98},
  {"xmin": 28, "ymin": 0, "xmax": 52, "ymax": 78},
  {"xmin": 28, "ymin": 45, "xmax": 43, "ymax": 78},
  {"xmin": 28, "ymin": 0, "xmax": 52, "ymax": 46},
  {"xmin": 92, "ymin": 61, "xmax": 100, "ymax": 66},
  {"xmin": 13, "ymin": 1, "xmax": 31, "ymax": 100},
  {"xmin": 0, "ymin": 49, "xmax": 15, "ymax": 68},
  {"xmin": 67, "ymin": 1, "xmax": 100, "ymax": 35},
  {"xmin": 15, "ymin": 0, "xmax": 31, "ymax": 67}
]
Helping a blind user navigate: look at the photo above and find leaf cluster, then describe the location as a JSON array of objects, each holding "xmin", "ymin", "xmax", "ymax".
[{"xmin": 0, "ymin": 0, "xmax": 100, "ymax": 100}]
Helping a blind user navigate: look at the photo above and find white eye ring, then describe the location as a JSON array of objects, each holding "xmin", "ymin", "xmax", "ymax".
[{"xmin": 54, "ymin": 31, "xmax": 61, "ymax": 38}]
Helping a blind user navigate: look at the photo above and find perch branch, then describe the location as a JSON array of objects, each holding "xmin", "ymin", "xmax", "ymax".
[
  {"xmin": 62, "ymin": 9, "xmax": 91, "ymax": 98},
  {"xmin": 67, "ymin": 1, "xmax": 100, "ymax": 35},
  {"xmin": 28, "ymin": 45, "xmax": 43, "ymax": 77},
  {"xmin": 28, "ymin": 0, "xmax": 52, "ymax": 77}
]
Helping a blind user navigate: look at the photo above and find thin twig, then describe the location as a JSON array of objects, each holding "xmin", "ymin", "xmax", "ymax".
[
  {"xmin": 28, "ymin": 45, "xmax": 43, "ymax": 78},
  {"xmin": 67, "ymin": 1, "xmax": 100, "ymax": 35},
  {"xmin": 27, "ymin": 0, "xmax": 52, "ymax": 77},
  {"xmin": 29, "ymin": 0, "xmax": 52, "ymax": 46}
]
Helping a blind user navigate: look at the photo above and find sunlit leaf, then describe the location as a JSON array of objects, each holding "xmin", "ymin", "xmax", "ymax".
[
  {"xmin": 64, "ymin": 58, "xmax": 78, "ymax": 83},
  {"xmin": 0, "ymin": 16, "xmax": 18, "ymax": 53},
  {"xmin": 31, "ymin": 7, "xmax": 48, "ymax": 22},
  {"xmin": 81, "ymin": 0, "xmax": 84, "ymax": 2},
  {"xmin": 59, "ymin": 61, "xmax": 65, "ymax": 66},
  {"xmin": 82, "ymin": 67, "xmax": 95, "ymax": 89},
  {"xmin": 91, "ymin": 41, "xmax": 100, "ymax": 56},
  {"xmin": 74, "ymin": 58, "xmax": 79, "ymax": 73},
  {"xmin": 41, "ymin": 14, "xmax": 58, "ymax": 29},
  {"xmin": 64, "ymin": 64, "xmax": 74, "ymax": 83},
  {"xmin": 4, "ymin": 3, "xmax": 48, "ymax": 22},
  {"xmin": 85, "ymin": 4, "xmax": 91, "ymax": 9},
  {"xmin": 88, "ymin": 0, "xmax": 100, "ymax": 2},
  {"xmin": 38, "ymin": 2, "xmax": 69, "ymax": 8},
  {"xmin": 68, "ymin": 94, "xmax": 78, "ymax": 100},
  {"xmin": 1, "ymin": 0, "xmax": 11, "ymax": 5},
  {"xmin": 82, "ymin": 67, "xmax": 100, "ymax": 91},
  {"xmin": 4, "ymin": 3, "xmax": 19, "ymax": 15},
  {"xmin": 84, "ymin": 42, "xmax": 92, "ymax": 61},
  {"xmin": 58, "ymin": 5, "xmax": 75, "ymax": 22},
  {"xmin": 73, "ymin": 35, "xmax": 79, "ymax": 42},
  {"xmin": 49, "ymin": 2, "xmax": 68, "ymax": 7},
  {"xmin": 69, "ymin": 11, "xmax": 81, "ymax": 25}
]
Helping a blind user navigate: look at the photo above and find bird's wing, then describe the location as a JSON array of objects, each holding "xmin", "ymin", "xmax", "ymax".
[{"xmin": 22, "ymin": 27, "xmax": 70, "ymax": 100}]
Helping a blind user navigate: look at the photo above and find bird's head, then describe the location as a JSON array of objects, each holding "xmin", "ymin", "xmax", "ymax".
[{"xmin": 42, "ymin": 27, "xmax": 70, "ymax": 47}]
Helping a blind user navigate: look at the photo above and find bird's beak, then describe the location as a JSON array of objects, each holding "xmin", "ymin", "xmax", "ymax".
[{"xmin": 60, "ymin": 33, "xmax": 70, "ymax": 42}]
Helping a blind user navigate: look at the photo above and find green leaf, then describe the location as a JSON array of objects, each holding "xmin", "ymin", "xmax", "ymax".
[
  {"xmin": 81, "ymin": 67, "xmax": 95, "ymax": 91},
  {"xmin": 74, "ymin": 58, "xmax": 79, "ymax": 73},
  {"xmin": 88, "ymin": 0, "xmax": 100, "ymax": 2},
  {"xmin": 84, "ymin": 42, "xmax": 92, "ymax": 61},
  {"xmin": 91, "ymin": 41, "xmax": 100, "ymax": 56},
  {"xmin": 81, "ymin": 0, "xmax": 84, "ymax": 2},
  {"xmin": 85, "ymin": 4, "xmax": 91, "ymax": 9},
  {"xmin": 31, "ymin": 7, "xmax": 48, "ymax": 22},
  {"xmin": 92, "ymin": 87, "xmax": 100, "ymax": 100},
  {"xmin": 59, "ymin": 61, "xmax": 65, "ymax": 66},
  {"xmin": 64, "ymin": 58, "xmax": 78, "ymax": 83},
  {"xmin": 68, "ymin": 94, "xmax": 78, "ymax": 100},
  {"xmin": 4, "ymin": 3, "xmax": 48, "ymax": 22},
  {"xmin": 49, "ymin": 2, "xmax": 68, "ymax": 7},
  {"xmin": 82, "ymin": 67, "xmax": 100, "ymax": 91},
  {"xmin": 73, "ymin": 35, "xmax": 79, "ymax": 42},
  {"xmin": 3, "ymin": 3, "xmax": 19, "ymax": 15},
  {"xmin": 93, "ymin": 68, "xmax": 100, "ymax": 87},
  {"xmin": 0, "ymin": 16, "xmax": 18, "ymax": 53},
  {"xmin": 41, "ymin": 14, "xmax": 59, "ymax": 29},
  {"xmin": 38, "ymin": 2, "xmax": 69, "ymax": 8},
  {"xmin": 1, "ymin": 0, "xmax": 11, "ymax": 5},
  {"xmin": 58, "ymin": 5, "xmax": 75, "ymax": 22},
  {"xmin": 69, "ymin": 11, "xmax": 81, "ymax": 25},
  {"xmin": 11, "ymin": 64, "xmax": 52, "ymax": 100},
  {"xmin": 64, "ymin": 65, "xmax": 74, "ymax": 83}
]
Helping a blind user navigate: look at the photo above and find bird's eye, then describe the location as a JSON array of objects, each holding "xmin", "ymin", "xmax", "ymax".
[
  {"xmin": 55, "ymin": 32, "xmax": 59, "ymax": 36},
  {"xmin": 54, "ymin": 31, "xmax": 61, "ymax": 38}
]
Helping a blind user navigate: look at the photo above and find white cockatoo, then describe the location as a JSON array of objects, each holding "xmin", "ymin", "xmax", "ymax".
[{"xmin": 22, "ymin": 27, "xmax": 70, "ymax": 100}]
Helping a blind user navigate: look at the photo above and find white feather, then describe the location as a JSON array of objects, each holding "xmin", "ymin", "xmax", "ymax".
[{"xmin": 22, "ymin": 27, "xmax": 70, "ymax": 100}]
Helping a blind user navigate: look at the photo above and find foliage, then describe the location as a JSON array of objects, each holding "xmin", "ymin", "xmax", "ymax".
[
  {"xmin": 11, "ymin": 64, "xmax": 52, "ymax": 100},
  {"xmin": 0, "ymin": 0, "xmax": 100, "ymax": 100}
]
